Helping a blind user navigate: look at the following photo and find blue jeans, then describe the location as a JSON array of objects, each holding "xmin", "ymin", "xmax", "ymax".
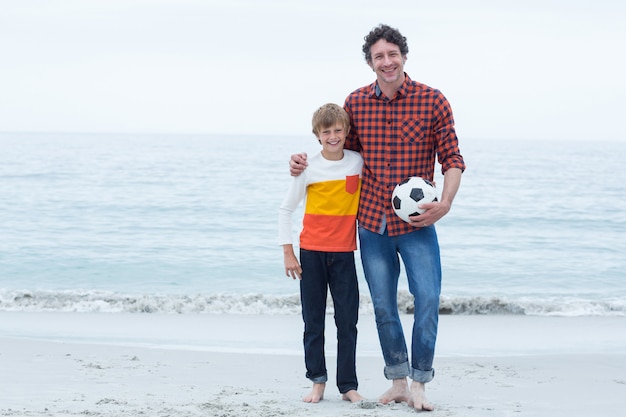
[
  {"xmin": 299, "ymin": 249, "xmax": 359, "ymax": 393},
  {"xmin": 358, "ymin": 225, "xmax": 441, "ymax": 383}
]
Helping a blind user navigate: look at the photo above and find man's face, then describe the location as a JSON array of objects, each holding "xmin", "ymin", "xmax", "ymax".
[{"xmin": 368, "ymin": 39, "xmax": 406, "ymax": 86}]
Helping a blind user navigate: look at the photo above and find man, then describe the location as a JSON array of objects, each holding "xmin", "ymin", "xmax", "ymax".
[{"xmin": 290, "ymin": 24, "xmax": 465, "ymax": 411}]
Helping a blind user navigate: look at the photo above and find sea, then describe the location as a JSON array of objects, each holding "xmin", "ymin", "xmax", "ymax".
[{"xmin": 1, "ymin": 132, "xmax": 625, "ymax": 317}]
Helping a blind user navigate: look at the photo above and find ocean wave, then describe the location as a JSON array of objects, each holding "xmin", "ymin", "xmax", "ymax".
[{"xmin": 0, "ymin": 289, "xmax": 624, "ymax": 316}]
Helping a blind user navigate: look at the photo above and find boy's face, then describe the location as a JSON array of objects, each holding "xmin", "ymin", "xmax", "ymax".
[{"xmin": 318, "ymin": 122, "xmax": 347, "ymax": 160}]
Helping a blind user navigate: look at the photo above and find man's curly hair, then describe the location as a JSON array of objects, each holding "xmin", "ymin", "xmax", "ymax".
[{"xmin": 362, "ymin": 24, "xmax": 409, "ymax": 63}]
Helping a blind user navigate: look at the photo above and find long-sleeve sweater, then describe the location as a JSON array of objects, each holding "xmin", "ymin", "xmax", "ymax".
[{"xmin": 278, "ymin": 150, "xmax": 363, "ymax": 252}]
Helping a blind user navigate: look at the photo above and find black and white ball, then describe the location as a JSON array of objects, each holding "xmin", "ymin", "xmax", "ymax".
[{"xmin": 391, "ymin": 177, "xmax": 438, "ymax": 222}]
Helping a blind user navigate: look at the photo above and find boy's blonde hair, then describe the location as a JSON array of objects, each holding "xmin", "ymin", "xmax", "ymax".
[{"xmin": 311, "ymin": 103, "xmax": 351, "ymax": 137}]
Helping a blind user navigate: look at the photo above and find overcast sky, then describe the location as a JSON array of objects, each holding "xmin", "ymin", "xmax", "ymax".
[{"xmin": 1, "ymin": 0, "xmax": 624, "ymax": 141}]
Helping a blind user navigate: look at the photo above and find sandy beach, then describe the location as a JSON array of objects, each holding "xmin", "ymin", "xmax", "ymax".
[{"xmin": 1, "ymin": 312, "xmax": 625, "ymax": 416}]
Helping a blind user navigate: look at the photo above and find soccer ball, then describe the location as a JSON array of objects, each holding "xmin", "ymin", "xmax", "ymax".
[{"xmin": 391, "ymin": 177, "xmax": 438, "ymax": 223}]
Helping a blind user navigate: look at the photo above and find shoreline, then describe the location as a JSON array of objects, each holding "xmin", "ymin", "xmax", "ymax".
[
  {"xmin": 1, "ymin": 313, "xmax": 625, "ymax": 416},
  {"xmin": 2, "ymin": 311, "xmax": 624, "ymax": 356}
]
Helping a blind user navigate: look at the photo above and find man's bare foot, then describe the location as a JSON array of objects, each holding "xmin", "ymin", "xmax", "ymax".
[
  {"xmin": 379, "ymin": 378, "xmax": 410, "ymax": 404},
  {"xmin": 341, "ymin": 389, "xmax": 365, "ymax": 403},
  {"xmin": 302, "ymin": 383, "xmax": 325, "ymax": 403},
  {"xmin": 407, "ymin": 381, "xmax": 434, "ymax": 411}
]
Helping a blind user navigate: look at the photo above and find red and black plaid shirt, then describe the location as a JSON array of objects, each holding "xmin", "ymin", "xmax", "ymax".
[{"xmin": 344, "ymin": 73, "xmax": 466, "ymax": 237}]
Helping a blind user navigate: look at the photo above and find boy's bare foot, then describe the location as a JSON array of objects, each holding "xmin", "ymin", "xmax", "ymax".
[
  {"xmin": 302, "ymin": 383, "xmax": 325, "ymax": 403},
  {"xmin": 407, "ymin": 381, "xmax": 434, "ymax": 411},
  {"xmin": 379, "ymin": 378, "xmax": 410, "ymax": 404},
  {"xmin": 341, "ymin": 389, "xmax": 365, "ymax": 403}
]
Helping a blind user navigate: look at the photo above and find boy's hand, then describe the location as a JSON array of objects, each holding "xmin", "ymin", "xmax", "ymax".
[
  {"xmin": 283, "ymin": 250, "xmax": 303, "ymax": 280},
  {"xmin": 284, "ymin": 259, "xmax": 303, "ymax": 280},
  {"xmin": 289, "ymin": 153, "xmax": 308, "ymax": 176}
]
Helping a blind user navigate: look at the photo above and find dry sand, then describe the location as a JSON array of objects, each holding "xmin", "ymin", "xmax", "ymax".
[{"xmin": 1, "ymin": 312, "xmax": 625, "ymax": 416}]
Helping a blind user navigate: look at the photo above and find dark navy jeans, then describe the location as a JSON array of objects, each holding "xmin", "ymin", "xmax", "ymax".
[{"xmin": 299, "ymin": 249, "xmax": 359, "ymax": 393}]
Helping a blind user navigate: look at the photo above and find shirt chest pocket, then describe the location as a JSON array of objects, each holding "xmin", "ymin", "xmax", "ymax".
[
  {"xmin": 345, "ymin": 174, "xmax": 360, "ymax": 194},
  {"xmin": 401, "ymin": 119, "xmax": 427, "ymax": 143}
]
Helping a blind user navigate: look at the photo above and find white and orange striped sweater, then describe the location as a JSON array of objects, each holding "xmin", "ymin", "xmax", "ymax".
[{"xmin": 278, "ymin": 150, "xmax": 363, "ymax": 252}]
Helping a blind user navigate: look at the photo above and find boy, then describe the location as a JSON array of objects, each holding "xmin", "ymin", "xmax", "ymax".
[{"xmin": 278, "ymin": 103, "xmax": 364, "ymax": 403}]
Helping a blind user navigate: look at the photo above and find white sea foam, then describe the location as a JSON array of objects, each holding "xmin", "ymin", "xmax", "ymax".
[{"xmin": 1, "ymin": 289, "xmax": 624, "ymax": 317}]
